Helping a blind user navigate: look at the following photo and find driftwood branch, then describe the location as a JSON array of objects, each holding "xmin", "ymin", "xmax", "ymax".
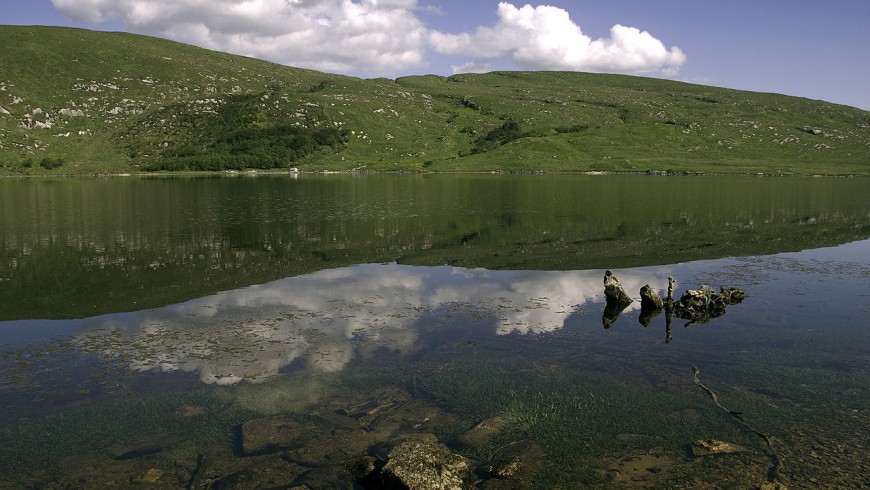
[{"xmin": 691, "ymin": 367, "xmax": 783, "ymax": 483}]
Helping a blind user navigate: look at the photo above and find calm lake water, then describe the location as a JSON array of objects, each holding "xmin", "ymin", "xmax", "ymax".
[{"xmin": 1, "ymin": 174, "xmax": 868, "ymax": 488}]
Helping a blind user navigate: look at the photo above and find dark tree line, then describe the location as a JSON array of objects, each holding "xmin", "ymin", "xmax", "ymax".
[{"xmin": 143, "ymin": 93, "xmax": 346, "ymax": 171}]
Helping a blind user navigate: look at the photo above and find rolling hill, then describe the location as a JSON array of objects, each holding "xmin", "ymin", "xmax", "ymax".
[{"xmin": 1, "ymin": 25, "xmax": 868, "ymax": 175}]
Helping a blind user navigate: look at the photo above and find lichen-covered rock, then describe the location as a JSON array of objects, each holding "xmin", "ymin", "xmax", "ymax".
[{"xmin": 382, "ymin": 439, "xmax": 472, "ymax": 490}]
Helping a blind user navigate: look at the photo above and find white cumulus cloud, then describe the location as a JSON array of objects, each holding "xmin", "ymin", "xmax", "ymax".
[
  {"xmin": 51, "ymin": 0, "xmax": 430, "ymax": 75},
  {"xmin": 51, "ymin": 0, "xmax": 686, "ymax": 77},
  {"xmin": 430, "ymin": 2, "xmax": 686, "ymax": 75}
]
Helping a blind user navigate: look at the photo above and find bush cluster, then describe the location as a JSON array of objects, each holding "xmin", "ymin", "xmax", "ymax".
[
  {"xmin": 17, "ymin": 157, "xmax": 65, "ymax": 170},
  {"xmin": 143, "ymin": 93, "xmax": 346, "ymax": 171},
  {"xmin": 469, "ymin": 119, "xmax": 525, "ymax": 154},
  {"xmin": 146, "ymin": 126, "xmax": 345, "ymax": 171}
]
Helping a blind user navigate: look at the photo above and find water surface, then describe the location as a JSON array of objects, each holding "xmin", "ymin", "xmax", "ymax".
[{"xmin": 1, "ymin": 175, "xmax": 868, "ymax": 488}]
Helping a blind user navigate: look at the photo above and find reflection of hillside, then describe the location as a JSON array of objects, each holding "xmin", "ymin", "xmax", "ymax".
[
  {"xmin": 1, "ymin": 175, "xmax": 868, "ymax": 320},
  {"xmin": 72, "ymin": 264, "xmax": 665, "ymax": 384}
]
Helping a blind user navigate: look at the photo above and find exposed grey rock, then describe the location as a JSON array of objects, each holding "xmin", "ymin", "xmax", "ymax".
[
  {"xmin": 673, "ymin": 286, "xmax": 745, "ymax": 326},
  {"xmin": 240, "ymin": 417, "xmax": 306, "ymax": 456},
  {"xmin": 603, "ymin": 270, "xmax": 632, "ymax": 307},
  {"xmin": 382, "ymin": 439, "xmax": 472, "ymax": 490},
  {"xmin": 640, "ymin": 284, "xmax": 664, "ymax": 310},
  {"xmin": 59, "ymin": 108, "xmax": 85, "ymax": 117},
  {"xmin": 603, "ymin": 270, "xmax": 633, "ymax": 327}
]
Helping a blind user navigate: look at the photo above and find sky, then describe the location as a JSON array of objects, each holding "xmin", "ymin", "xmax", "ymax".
[{"xmin": 3, "ymin": 0, "xmax": 869, "ymax": 110}]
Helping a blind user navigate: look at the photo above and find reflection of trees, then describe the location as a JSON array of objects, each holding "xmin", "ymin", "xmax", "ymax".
[
  {"xmin": 3, "ymin": 175, "xmax": 868, "ymax": 320},
  {"xmin": 72, "ymin": 264, "xmax": 666, "ymax": 384}
]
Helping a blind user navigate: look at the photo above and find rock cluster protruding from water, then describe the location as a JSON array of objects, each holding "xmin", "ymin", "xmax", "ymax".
[{"xmin": 602, "ymin": 270, "xmax": 745, "ymax": 331}]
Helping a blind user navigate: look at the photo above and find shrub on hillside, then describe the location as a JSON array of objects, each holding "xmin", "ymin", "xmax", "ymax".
[{"xmin": 39, "ymin": 157, "xmax": 64, "ymax": 170}]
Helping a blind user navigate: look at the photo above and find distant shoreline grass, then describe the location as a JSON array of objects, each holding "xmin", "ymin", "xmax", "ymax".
[{"xmin": 3, "ymin": 168, "xmax": 869, "ymax": 179}]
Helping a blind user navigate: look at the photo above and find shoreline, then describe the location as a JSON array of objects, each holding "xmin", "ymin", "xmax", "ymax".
[{"xmin": 2, "ymin": 168, "xmax": 868, "ymax": 179}]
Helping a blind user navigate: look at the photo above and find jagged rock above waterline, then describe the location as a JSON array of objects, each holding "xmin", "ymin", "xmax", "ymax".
[
  {"xmin": 640, "ymin": 284, "xmax": 664, "ymax": 310},
  {"xmin": 604, "ymin": 270, "xmax": 632, "ymax": 307},
  {"xmin": 674, "ymin": 286, "xmax": 746, "ymax": 325}
]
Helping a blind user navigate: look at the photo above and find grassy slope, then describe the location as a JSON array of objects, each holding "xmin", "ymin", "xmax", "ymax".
[{"xmin": 1, "ymin": 26, "xmax": 869, "ymax": 175}]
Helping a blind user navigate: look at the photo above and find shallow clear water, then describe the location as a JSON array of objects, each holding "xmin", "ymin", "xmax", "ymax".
[{"xmin": 1, "ymin": 175, "xmax": 868, "ymax": 488}]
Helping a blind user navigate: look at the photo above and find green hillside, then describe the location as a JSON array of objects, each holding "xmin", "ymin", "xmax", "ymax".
[{"xmin": 1, "ymin": 25, "xmax": 868, "ymax": 175}]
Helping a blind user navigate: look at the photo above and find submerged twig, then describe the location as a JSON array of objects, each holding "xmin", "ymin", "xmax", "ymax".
[
  {"xmin": 691, "ymin": 367, "xmax": 783, "ymax": 483},
  {"xmin": 186, "ymin": 453, "xmax": 206, "ymax": 490}
]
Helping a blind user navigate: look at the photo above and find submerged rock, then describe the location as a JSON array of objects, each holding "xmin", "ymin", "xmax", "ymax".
[
  {"xmin": 690, "ymin": 439, "xmax": 749, "ymax": 457},
  {"xmin": 132, "ymin": 468, "xmax": 163, "ymax": 484},
  {"xmin": 209, "ymin": 453, "xmax": 305, "ymax": 489},
  {"xmin": 382, "ymin": 439, "xmax": 472, "ymax": 490},
  {"xmin": 107, "ymin": 432, "xmax": 181, "ymax": 460},
  {"xmin": 456, "ymin": 415, "xmax": 510, "ymax": 448},
  {"xmin": 240, "ymin": 417, "xmax": 306, "ymax": 456},
  {"xmin": 487, "ymin": 457, "xmax": 522, "ymax": 479},
  {"xmin": 345, "ymin": 455, "xmax": 382, "ymax": 483},
  {"xmin": 289, "ymin": 461, "xmax": 363, "ymax": 490},
  {"xmin": 482, "ymin": 440, "xmax": 545, "ymax": 489}
]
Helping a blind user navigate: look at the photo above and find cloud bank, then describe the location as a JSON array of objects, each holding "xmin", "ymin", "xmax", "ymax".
[
  {"xmin": 52, "ymin": 0, "xmax": 686, "ymax": 76},
  {"xmin": 52, "ymin": 0, "xmax": 429, "ymax": 74},
  {"xmin": 430, "ymin": 3, "xmax": 686, "ymax": 75}
]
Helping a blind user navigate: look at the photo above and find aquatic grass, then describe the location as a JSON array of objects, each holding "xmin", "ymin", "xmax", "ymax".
[
  {"xmin": 0, "ymin": 388, "xmax": 254, "ymax": 479},
  {"xmin": 407, "ymin": 356, "xmax": 758, "ymax": 486}
]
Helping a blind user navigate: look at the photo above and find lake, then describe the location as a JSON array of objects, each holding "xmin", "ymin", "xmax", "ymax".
[{"xmin": 1, "ymin": 174, "xmax": 868, "ymax": 488}]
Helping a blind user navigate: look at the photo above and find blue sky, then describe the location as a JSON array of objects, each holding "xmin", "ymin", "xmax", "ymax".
[{"xmin": 3, "ymin": 0, "xmax": 868, "ymax": 110}]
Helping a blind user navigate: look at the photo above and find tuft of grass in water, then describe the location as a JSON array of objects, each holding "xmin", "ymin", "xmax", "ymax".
[
  {"xmin": 409, "ymin": 357, "xmax": 755, "ymax": 485},
  {"xmin": 0, "ymin": 389, "xmax": 256, "ymax": 478}
]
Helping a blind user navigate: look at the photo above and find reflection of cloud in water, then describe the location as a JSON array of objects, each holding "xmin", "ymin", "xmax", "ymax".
[{"xmin": 75, "ymin": 264, "xmax": 666, "ymax": 384}]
